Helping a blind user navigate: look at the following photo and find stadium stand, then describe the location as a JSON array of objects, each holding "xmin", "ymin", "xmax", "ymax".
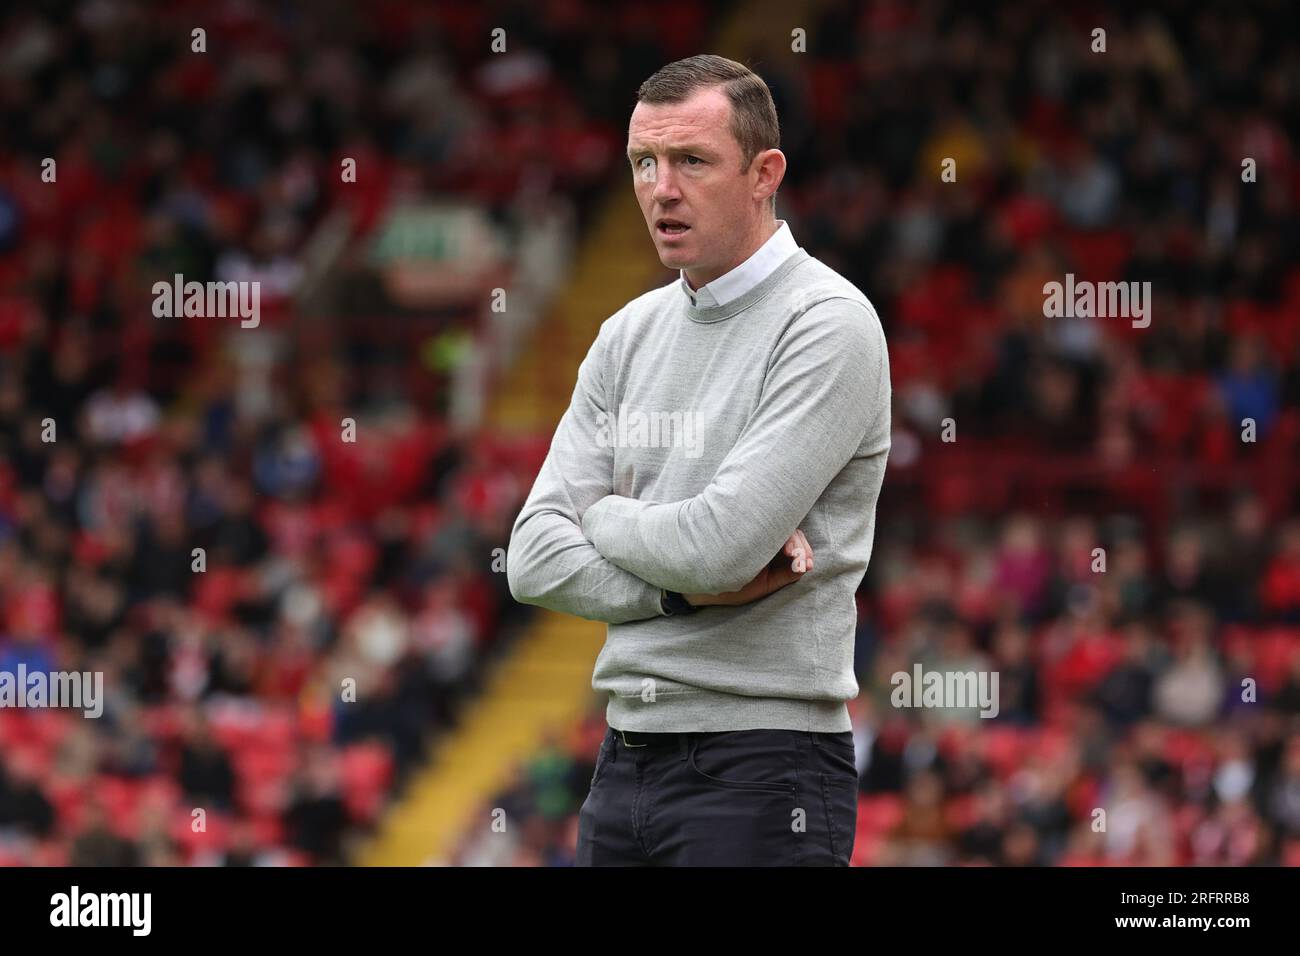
[{"xmin": 1, "ymin": 0, "xmax": 1297, "ymax": 868}]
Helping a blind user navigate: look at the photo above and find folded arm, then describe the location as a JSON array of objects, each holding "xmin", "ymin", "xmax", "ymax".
[
  {"xmin": 581, "ymin": 299, "xmax": 890, "ymax": 595},
  {"xmin": 506, "ymin": 318, "xmax": 666, "ymax": 624}
]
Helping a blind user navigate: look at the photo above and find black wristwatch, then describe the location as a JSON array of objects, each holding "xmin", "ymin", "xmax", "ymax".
[{"xmin": 660, "ymin": 589, "xmax": 699, "ymax": 616}]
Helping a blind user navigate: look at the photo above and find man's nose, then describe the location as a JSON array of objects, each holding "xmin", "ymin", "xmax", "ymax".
[{"xmin": 651, "ymin": 164, "xmax": 680, "ymax": 202}]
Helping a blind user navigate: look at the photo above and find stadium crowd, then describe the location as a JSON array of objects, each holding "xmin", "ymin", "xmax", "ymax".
[{"xmin": 0, "ymin": 0, "xmax": 1295, "ymax": 867}]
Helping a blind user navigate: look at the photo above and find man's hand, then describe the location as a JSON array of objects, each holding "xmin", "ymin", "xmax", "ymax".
[{"xmin": 683, "ymin": 530, "xmax": 814, "ymax": 608}]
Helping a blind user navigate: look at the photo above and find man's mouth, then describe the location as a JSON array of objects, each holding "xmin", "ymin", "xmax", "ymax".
[{"xmin": 656, "ymin": 219, "xmax": 690, "ymax": 236}]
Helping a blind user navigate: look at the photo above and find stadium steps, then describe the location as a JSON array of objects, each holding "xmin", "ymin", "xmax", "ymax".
[{"xmin": 359, "ymin": 612, "xmax": 604, "ymax": 865}]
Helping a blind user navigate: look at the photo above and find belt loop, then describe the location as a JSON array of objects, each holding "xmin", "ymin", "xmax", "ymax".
[{"xmin": 679, "ymin": 732, "xmax": 690, "ymax": 761}]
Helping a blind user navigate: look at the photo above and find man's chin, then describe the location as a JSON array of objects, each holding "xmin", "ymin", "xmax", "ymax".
[
  {"xmin": 657, "ymin": 249, "xmax": 694, "ymax": 270},
  {"xmin": 653, "ymin": 234, "xmax": 696, "ymax": 266}
]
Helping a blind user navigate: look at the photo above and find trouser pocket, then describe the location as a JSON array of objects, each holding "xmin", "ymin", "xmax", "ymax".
[{"xmin": 686, "ymin": 731, "xmax": 798, "ymax": 794}]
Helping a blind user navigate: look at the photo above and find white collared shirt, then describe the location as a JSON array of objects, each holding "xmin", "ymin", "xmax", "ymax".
[{"xmin": 680, "ymin": 220, "xmax": 798, "ymax": 308}]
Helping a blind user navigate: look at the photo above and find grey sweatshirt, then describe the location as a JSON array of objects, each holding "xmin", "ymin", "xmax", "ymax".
[{"xmin": 506, "ymin": 247, "xmax": 891, "ymax": 732}]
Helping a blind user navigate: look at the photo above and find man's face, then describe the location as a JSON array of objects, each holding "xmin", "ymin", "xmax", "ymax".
[{"xmin": 627, "ymin": 87, "xmax": 773, "ymax": 287}]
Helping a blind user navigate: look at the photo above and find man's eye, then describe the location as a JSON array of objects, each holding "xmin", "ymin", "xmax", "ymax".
[{"xmin": 685, "ymin": 156, "xmax": 703, "ymax": 165}]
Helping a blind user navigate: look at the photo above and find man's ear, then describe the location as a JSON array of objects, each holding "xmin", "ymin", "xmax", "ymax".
[{"xmin": 752, "ymin": 148, "xmax": 787, "ymax": 204}]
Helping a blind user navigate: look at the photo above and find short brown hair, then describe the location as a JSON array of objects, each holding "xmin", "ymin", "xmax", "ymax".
[{"xmin": 636, "ymin": 54, "xmax": 781, "ymax": 209}]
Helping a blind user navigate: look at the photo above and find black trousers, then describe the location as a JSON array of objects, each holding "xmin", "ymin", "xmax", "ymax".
[{"xmin": 575, "ymin": 726, "xmax": 859, "ymax": 866}]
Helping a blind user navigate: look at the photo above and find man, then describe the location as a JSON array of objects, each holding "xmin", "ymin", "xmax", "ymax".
[{"xmin": 507, "ymin": 54, "xmax": 891, "ymax": 865}]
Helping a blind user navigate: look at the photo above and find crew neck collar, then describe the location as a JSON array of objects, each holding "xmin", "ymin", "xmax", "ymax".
[{"xmin": 682, "ymin": 247, "xmax": 810, "ymax": 324}]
